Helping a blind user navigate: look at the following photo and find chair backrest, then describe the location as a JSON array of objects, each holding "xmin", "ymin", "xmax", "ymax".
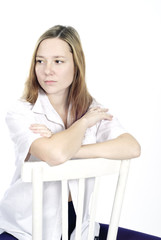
[{"xmin": 21, "ymin": 158, "xmax": 130, "ymax": 240}]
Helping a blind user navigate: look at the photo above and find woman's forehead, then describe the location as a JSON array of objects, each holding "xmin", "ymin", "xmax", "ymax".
[{"xmin": 37, "ymin": 38, "xmax": 72, "ymax": 57}]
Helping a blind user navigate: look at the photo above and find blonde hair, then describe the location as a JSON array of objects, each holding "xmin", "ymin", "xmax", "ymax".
[{"xmin": 22, "ymin": 25, "xmax": 93, "ymax": 122}]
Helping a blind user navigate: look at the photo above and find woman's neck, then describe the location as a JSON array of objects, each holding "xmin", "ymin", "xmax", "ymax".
[{"xmin": 47, "ymin": 93, "xmax": 69, "ymax": 127}]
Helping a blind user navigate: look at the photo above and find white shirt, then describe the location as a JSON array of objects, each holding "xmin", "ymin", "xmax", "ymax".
[{"xmin": 0, "ymin": 90, "xmax": 126, "ymax": 240}]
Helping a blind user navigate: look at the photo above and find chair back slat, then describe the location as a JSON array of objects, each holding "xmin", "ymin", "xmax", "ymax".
[
  {"xmin": 88, "ymin": 177, "xmax": 101, "ymax": 240},
  {"xmin": 32, "ymin": 167, "xmax": 43, "ymax": 240},
  {"xmin": 75, "ymin": 178, "xmax": 85, "ymax": 240},
  {"xmin": 61, "ymin": 180, "xmax": 69, "ymax": 240},
  {"xmin": 106, "ymin": 160, "xmax": 130, "ymax": 240}
]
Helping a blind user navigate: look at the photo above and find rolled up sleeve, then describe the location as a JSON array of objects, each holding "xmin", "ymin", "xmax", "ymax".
[
  {"xmin": 96, "ymin": 117, "xmax": 127, "ymax": 142},
  {"xmin": 5, "ymin": 101, "xmax": 42, "ymax": 165}
]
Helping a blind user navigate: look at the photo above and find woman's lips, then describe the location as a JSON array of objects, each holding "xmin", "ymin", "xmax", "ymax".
[{"xmin": 45, "ymin": 80, "xmax": 57, "ymax": 84}]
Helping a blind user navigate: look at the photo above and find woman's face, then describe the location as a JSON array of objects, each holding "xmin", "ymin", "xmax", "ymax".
[{"xmin": 35, "ymin": 38, "xmax": 74, "ymax": 98}]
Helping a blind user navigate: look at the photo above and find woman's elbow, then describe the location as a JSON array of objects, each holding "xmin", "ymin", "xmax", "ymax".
[
  {"xmin": 30, "ymin": 138, "xmax": 68, "ymax": 166},
  {"xmin": 128, "ymin": 135, "xmax": 141, "ymax": 159},
  {"xmin": 131, "ymin": 142, "xmax": 141, "ymax": 158},
  {"xmin": 45, "ymin": 150, "xmax": 67, "ymax": 166},
  {"xmin": 120, "ymin": 133, "xmax": 141, "ymax": 159}
]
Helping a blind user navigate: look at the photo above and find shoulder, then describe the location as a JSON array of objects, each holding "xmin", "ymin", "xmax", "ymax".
[
  {"xmin": 6, "ymin": 99, "xmax": 35, "ymax": 122},
  {"xmin": 7, "ymin": 99, "xmax": 34, "ymax": 114}
]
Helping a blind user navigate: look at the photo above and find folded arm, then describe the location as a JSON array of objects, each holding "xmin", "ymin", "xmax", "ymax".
[
  {"xmin": 29, "ymin": 107, "xmax": 113, "ymax": 166},
  {"xmin": 73, "ymin": 133, "xmax": 141, "ymax": 160},
  {"xmin": 29, "ymin": 107, "xmax": 141, "ymax": 166}
]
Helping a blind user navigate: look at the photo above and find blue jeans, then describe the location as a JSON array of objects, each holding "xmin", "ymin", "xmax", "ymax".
[{"xmin": 0, "ymin": 232, "xmax": 18, "ymax": 240}]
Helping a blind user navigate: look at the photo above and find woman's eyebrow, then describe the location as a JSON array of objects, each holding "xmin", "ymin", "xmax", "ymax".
[{"xmin": 36, "ymin": 55, "xmax": 66, "ymax": 59}]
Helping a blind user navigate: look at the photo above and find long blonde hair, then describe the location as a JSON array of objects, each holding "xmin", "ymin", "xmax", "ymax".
[{"xmin": 22, "ymin": 25, "xmax": 93, "ymax": 122}]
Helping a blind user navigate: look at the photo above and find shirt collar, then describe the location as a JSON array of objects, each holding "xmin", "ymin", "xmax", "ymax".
[{"xmin": 32, "ymin": 89, "xmax": 65, "ymax": 126}]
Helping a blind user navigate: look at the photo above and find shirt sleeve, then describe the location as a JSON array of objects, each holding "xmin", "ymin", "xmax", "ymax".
[
  {"xmin": 96, "ymin": 117, "xmax": 127, "ymax": 143},
  {"xmin": 89, "ymin": 99, "xmax": 127, "ymax": 142},
  {"xmin": 5, "ymin": 100, "xmax": 42, "ymax": 165}
]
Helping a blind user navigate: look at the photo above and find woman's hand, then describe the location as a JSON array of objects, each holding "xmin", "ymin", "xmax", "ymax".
[
  {"xmin": 30, "ymin": 124, "xmax": 52, "ymax": 137},
  {"xmin": 81, "ymin": 107, "xmax": 113, "ymax": 128}
]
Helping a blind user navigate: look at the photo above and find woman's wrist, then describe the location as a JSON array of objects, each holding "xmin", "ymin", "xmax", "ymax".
[
  {"xmin": 74, "ymin": 117, "xmax": 88, "ymax": 131},
  {"xmin": 73, "ymin": 144, "xmax": 97, "ymax": 159}
]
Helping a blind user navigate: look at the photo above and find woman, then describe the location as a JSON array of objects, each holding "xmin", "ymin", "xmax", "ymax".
[{"xmin": 0, "ymin": 25, "xmax": 141, "ymax": 240}]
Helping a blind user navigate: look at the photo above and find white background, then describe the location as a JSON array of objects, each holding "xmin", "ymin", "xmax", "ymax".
[{"xmin": 0, "ymin": 0, "xmax": 160, "ymax": 237}]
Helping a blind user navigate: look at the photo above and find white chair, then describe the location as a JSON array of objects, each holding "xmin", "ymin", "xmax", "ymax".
[{"xmin": 21, "ymin": 158, "xmax": 130, "ymax": 240}]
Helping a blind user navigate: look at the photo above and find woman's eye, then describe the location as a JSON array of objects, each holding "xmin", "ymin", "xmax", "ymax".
[
  {"xmin": 55, "ymin": 60, "xmax": 63, "ymax": 64},
  {"xmin": 36, "ymin": 59, "xmax": 44, "ymax": 64}
]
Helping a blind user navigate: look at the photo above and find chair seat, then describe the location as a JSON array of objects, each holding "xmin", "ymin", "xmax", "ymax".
[{"xmin": 99, "ymin": 224, "xmax": 161, "ymax": 240}]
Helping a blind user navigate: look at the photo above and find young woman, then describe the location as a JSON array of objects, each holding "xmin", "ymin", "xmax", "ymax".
[{"xmin": 0, "ymin": 25, "xmax": 141, "ymax": 240}]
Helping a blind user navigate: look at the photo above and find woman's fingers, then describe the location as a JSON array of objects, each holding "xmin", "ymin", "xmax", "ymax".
[
  {"xmin": 89, "ymin": 107, "xmax": 108, "ymax": 112},
  {"xmin": 82, "ymin": 107, "xmax": 113, "ymax": 128},
  {"xmin": 30, "ymin": 124, "xmax": 52, "ymax": 137},
  {"xmin": 89, "ymin": 107, "xmax": 113, "ymax": 119},
  {"xmin": 30, "ymin": 124, "xmax": 46, "ymax": 129}
]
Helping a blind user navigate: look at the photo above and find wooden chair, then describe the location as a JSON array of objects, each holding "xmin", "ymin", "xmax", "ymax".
[{"xmin": 21, "ymin": 158, "xmax": 130, "ymax": 240}]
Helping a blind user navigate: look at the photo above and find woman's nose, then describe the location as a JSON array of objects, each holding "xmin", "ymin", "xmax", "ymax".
[{"xmin": 44, "ymin": 62, "xmax": 54, "ymax": 75}]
